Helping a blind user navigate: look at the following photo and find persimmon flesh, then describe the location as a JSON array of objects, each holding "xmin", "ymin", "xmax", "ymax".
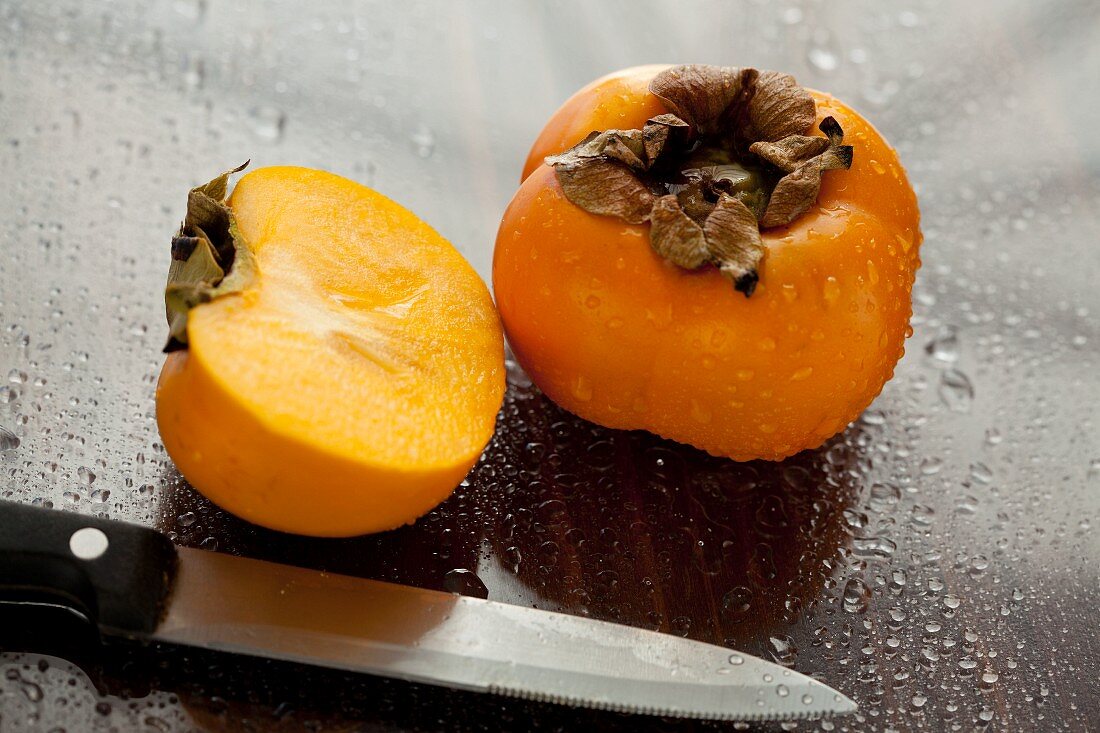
[
  {"xmin": 157, "ymin": 167, "xmax": 505, "ymax": 536},
  {"xmin": 495, "ymin": 66, "xmax": 921, "ymax": 461}
]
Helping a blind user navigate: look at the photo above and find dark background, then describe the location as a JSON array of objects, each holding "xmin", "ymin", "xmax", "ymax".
[{"xmin": 1, "ymin": 0, "xmax": 1098, "ymax": 730}]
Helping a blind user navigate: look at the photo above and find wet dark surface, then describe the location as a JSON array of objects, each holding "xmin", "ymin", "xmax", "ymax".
[{"xmin": 2, "ymin": 1, "xmax": 1099, "ymax": 731}]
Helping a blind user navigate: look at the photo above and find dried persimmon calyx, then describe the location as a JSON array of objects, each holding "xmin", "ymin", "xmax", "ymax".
[
  {"xmin": 163, "ymin": 161, "xmax": 254, "ymax": 352},
  {"xmin": 546, "ymin": 64, "xmax": 853, "ymax": 296}
]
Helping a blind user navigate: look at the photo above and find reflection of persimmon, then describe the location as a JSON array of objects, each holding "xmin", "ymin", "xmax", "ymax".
[
  {"xmin": 157, "ymin": 166, "xmax": 505, "ymax": 537},
  {"xmin": 482, "ymin": 389, "xmax": 856, "ymax": 645},
  {"xmin": 496, "ymin": 65, "xmax": 921, "ymax": 461}
]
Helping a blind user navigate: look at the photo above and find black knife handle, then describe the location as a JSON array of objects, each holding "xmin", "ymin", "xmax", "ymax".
[{"xmin": 0, "ymin": 500, "xmax": 177, "ymax": 636}]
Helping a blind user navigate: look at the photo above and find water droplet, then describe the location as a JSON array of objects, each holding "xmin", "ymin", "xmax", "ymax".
[
  {"xmin": 776, "ymin": 684, "xmax": 790, "ymax": 697},
  {"xmin": 843, "ymin": 577, "xmax": 871, "ymax": 613},
  {"xmin": 721, "ymin": 586, "xmax": 753, "ymax": 622},
  {"xmin": 790, "ymin": 366, "xmax": 813, "ymax": 381},
  {"xmin": 22, "ymin": 679, "xmax": 43, "ymax": 702},
  {"xmin": 852, "ymin": 536, "xmax": 897, "ymax": 559},
  {"xmin": 0, "ymin": 426, "xmax": 19, "ymax": 451},
  {"xmin": 781, "ymin": 7, "xmax": 803, "ymax": 24},
  {"xmin": 199, "ymin": 536, "xmax": 218, "ymax": 551},
  {"xmin": 729, "ymin": 653, "xmax": 745, "ymax": 665},
  {"xmin": 690, "ymin": 400, "xmax": 712, "ymax": 424},
  {"xmin": 802, "ymin": 694, "xmax": 814, "ymax": 705},
  {"xmin": 939, "ymin": 368, "xmax": 974, "ymax": 412},
  {"xmin": 808, "ymin": 47, "xmax": 839, "ymax": 71},
  {"xmin": 173, "ymin": 0, "xmax": 207, "ymax": 21},
  {"xmin": 5, "ymin": 670, "xmax": 43, "ymax": 702},
  {"xmin": 77, "ymin": 466, "xmax": 96, "ymax": 484},
  {"xmin": 410, "ymin": 123, "xmax": 436, "ymax": 158},
  {"xmin": 970, "ymin": 462, "xmax": 993, "ymax": 484},
  {"xmin": 919, "ymin": 457, "xmax": 943, "ymax": 475},
  {"xmin": 247, "ymin": 106, "xmax": 287, "ymax": 142},
  {"xmin": 843, "ymin": 508, "xmax": 868, "ymax": 530},
  {"xmin": 178, "ymin": 511, "xmax": 197, "ymax": 527},
  {"xmin": 443, "ymin": 568, "xmax": 488, "ymax": 599},
  {"xmin": 768, "ymin": 635, "xmax": 798, "ymax": 666},
  {"xmin": 570, "ymin": 375, "xmax": 592, "ymax": 402},
  {"xmin": 957, "ymin": 494, "xmax": 981, "ymax": 515},
  {"xmin": 869, "ymin": 482, "xmax": 901, "ymax": 507},
  {"xmin": 925, "ymin": 325, "xmax": 959, "ymax": 364},
  {"xmin": 911, "ymin": 504, "xmax": 935, "ymax": 526},
  {"xmin": 183, "ymin": 57, "xmax": 205, "ymax": 90},
  {"xmin": 861, "ymin": 409, "xmax": 886, "ymax": 427},
  {"xmin": 823, "ymin": 277, "xmax": 841, "ymax": 306}
]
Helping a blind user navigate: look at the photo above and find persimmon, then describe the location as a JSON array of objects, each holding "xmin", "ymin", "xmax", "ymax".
[
  {"xmin": 495, "ymin": 65, "xmax": 921, "ymax": 461},
  {"xmin": 156, "ymin": 165, "xmax": 505, "ymax": 536}
]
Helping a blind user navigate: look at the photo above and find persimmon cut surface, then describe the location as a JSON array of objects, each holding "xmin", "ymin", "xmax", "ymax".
[
  {"xmin": 496, "ymin": 66, "xmax": 921, "ymax": 461},
  {"xmin": 157, "ymin": 167, "xmax": 504, "ymax": 536}
]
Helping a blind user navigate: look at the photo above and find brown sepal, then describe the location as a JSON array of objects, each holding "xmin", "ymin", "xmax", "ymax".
[
  {"xmin": 649, "ymin": 195, "xmax": 710, "ymax": 269},
  {"xmin": 758, "ymin": 116, "xmax": 853, "ymax": 228},
  {"xmin": 545, "ymin": 65, "xmax": 853, "ymax": 296},
  {"xmin": 746, "ymin": 70, "xmax": 817, "ymax": 142},
  {"xmin": 551, "ymin": 157, "xmax": 655, "ymax": 225},
  {"xmin": 703, "ymin": 194, "xmax": 765, "ymax": 295},
  {"xmin": 749, "ymin": 135, "xmax": 830, "ymax": 173},
  {"xmin": 649, "ymin": 65, "xmax": 753, "ymax": 137},
  {"xmin": 642, "ymin": 114, "xmax": 691, "ymax": 162},
  {"xmin": 163, "ymin": 162, "xmax": 256, "ymax": 352}
]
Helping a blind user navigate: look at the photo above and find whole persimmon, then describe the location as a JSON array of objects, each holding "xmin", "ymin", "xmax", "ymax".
[
  {"xmin": 495, "ymin": 65, "xmax": 921, "ymax": 461},
  {"xmin": 157, "ymin": 165, "xmax": 505, "ymax": 536}
]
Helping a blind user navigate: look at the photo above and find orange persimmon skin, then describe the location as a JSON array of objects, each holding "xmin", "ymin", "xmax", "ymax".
[
  {"xmin": 496, "ymin": 67, "xmax": 921, "ymax": 461},
  {"xmin": 521, "ymin": 65, "xmax": 669, "ymax": 182}
]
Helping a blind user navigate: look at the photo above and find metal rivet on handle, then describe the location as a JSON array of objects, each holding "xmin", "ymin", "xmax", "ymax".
[{"xmin": 69, "ymin": 527, "xmax": 109, "ymax": 560}]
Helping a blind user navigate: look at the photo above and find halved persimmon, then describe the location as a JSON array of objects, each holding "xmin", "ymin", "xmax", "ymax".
[{"xmin": 157, "ymin": 166, "xmax": 505, "ymax": 536}]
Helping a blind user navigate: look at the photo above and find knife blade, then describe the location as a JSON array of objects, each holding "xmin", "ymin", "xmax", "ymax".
[{"xmin": 0, "ymin": 501, "xmax": 856, "ymax": 721}]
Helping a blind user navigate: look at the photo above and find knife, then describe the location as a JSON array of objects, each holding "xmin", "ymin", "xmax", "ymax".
[{"xmin": 0, "ymin": 500, "xmax": 855, "ymax": 721}]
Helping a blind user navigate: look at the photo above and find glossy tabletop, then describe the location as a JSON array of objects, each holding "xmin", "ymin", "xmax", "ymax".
[{"xmin": 1, "ymin": 1, "xmax": 1098, "ymax": 730}]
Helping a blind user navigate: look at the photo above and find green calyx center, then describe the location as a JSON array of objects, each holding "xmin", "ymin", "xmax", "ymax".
[{"xmin": 652, "ymin": 144, "xmax": 775, "ymax": 224}]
